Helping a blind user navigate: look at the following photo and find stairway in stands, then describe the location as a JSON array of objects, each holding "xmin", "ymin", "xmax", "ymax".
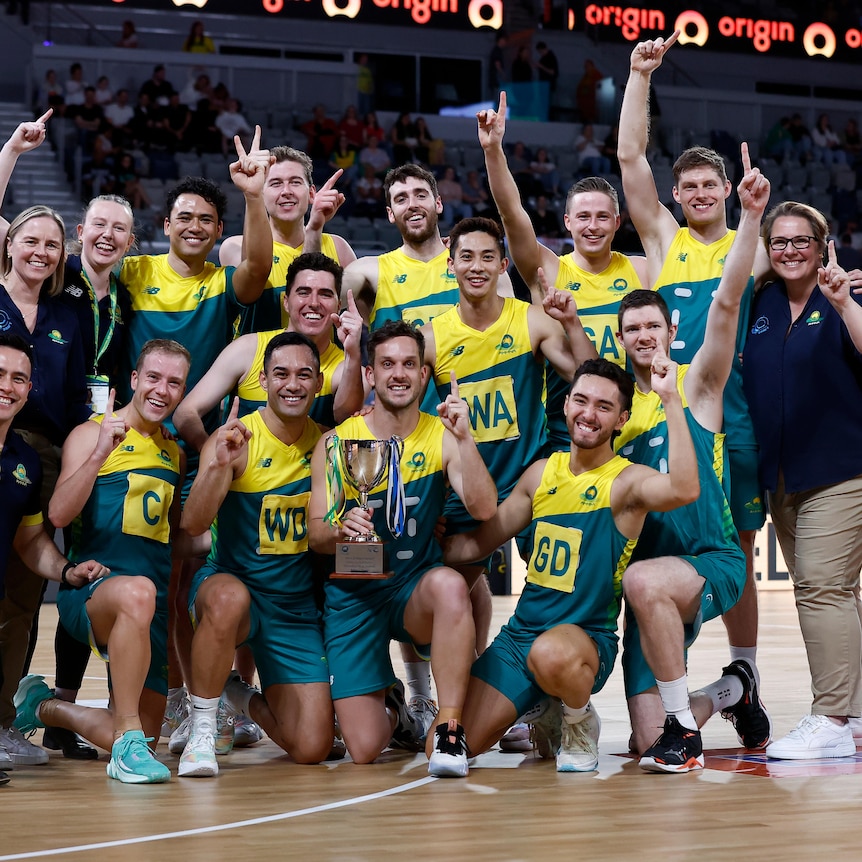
[{"xmin": 0, "ymin": 102, "xmax": 83, "ymax": 229}]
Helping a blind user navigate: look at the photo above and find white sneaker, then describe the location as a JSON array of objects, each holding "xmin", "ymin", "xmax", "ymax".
[
  {"xmin": 528, "ymin": 698, "xmax": 562, "ymax": 760},
  {"xmin": 234, "ymin": 713, "xmax": 263, "ymax": 747},
  {"xmin": 168, "ymin": 715, "xmax": 191, "ymax": 755},
  {"xmin": 215, "ymin": 697, "xmax": 235, "ymax": 756},
  {"xmin": 428, "ymin": 719, "xmax": 469, "ymax": 778},
  {"xmin": 161, "ymin": 687, "xmax": 189, "ymax": 739},
  {"xmin": 765, "ymin": 714, "xmax": 855, "ymax": 760},
  {"xmin": 407, "ymin": 695, "xmax": 438, "ymax": 742},
  {"xmin": 848, "ymin": 716, "xmax": 862, "ymax": 744},
  {"xmin": 557, "ymin": 705, "xmax": 601, "ymax": 772},
  {"xmin": 499, "ymin": 723, "xmax": 532, "ymax": 752},
  {"xmin": 0, "ymin": 725, "xmax": 48, "ymax": 765},
  {"xmin": 0, "ymin": 746, "xmax": 13, "ymax": 771},
  {"xmin": 178, "ymin": 724, "xmax": 218, "ymax": 778}
]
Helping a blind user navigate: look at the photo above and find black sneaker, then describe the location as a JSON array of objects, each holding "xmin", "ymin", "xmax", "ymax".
[
  {"xmin": 428, "ymin": 719, "xmax": 469, "ymax": 777},
  {"xmin": 720, "ymin": 659, "xmax": 772, "ymax": 749},
  {"xmin": 385, "ymin": 680, "xmax": 424, "ymax": 752},
  {"xmin": 42, "ymin": 725, "xmax": 98, "ymax": 760},
  {"xmin": 639, "ymin": 715, "xmax": 704, "ymax": 773}
]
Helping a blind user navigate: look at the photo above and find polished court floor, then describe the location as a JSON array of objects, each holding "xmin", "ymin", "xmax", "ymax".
[{"xmin": 1, "ymin": 590, "xmax": 859, "ymax": 862}]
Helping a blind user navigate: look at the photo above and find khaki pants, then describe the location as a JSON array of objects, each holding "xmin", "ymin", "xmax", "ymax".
[
  {"xmin": 0, "ymin": 431, "xmax": 60, "ymax": 727},
  {"xmin": 769, "ymin": 472, "xmax": 862, "ymax": 717}
]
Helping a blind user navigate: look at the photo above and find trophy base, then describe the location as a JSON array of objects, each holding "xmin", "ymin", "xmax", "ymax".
[{"xmin": 331, "ymin": 541, "xmax": 393, "ymax": 579}]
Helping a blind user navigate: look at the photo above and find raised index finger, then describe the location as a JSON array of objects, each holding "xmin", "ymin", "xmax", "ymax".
[
  {"xmin": 36, "ymin": 108, "xmax": 53, "ymax": 125},
  {"xmin": 346, "ymin": 288, "xmax": 358, "ymax": 314},
  {"xmin": 105, "ymin": 387, "xmax": 116, "ymax": 416},
  {"xmin": 537, "ymin": 266, "xmax": 549, "ymax": 297},
  {"xmin": 827, "ymin": 239, "xmax": 837, "ymax": 267},
  {"xmin": 741, "ymin": 141, "xmax": 751, "ymax": 175},
  {"xmin": 498, "ymin": 90, "xmax": 507, "ymax": 116},
  {"xmin": 449, "ymin": 370, "xmax": 459, "ymax": 400},
  {"xmin": 228, "ymin": 396, "xmax": 241, "ymax": 422},
  {"xmin": 320, "ymin": 169, "xmax": 343, "ymax": 192},
  {"xmin": 663, "ymin": 29, "xmax": 680, "ymax": 51}
]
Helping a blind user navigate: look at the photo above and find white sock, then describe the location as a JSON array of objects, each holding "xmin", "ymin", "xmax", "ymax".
[
  {"xmin": 656, "ymin": 675, "xmax": 697, "ymax": 731},
  {"xmin": 189, "ymin": 695, "xmax": 219, "ymax": 732},
  {"xmin": 562, "ymin": 701, "xmax": 591, "ymax": 725},
  {"xmin": 729, "ymin": 647, "xmax": 760, "ymax": 687},
  {"xmin": 695, "ymin": 675, "xmax": 745, "ymax": 716},
  {"xmin": 403, "ymin": 660, "xmax": 432, "ymax": 701}
]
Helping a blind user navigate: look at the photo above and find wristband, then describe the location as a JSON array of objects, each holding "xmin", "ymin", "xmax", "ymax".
[{"xmin": 60, "ymin": 561, "xmax": 75, "ymax": 585}]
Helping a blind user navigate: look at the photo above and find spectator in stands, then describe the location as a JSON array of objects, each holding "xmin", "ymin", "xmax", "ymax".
[
  {"xmin": 71, "ymin": 86, "xmax": 104, "ymax": 152},
  {"xmin": 535, "ymin": 41, "xmax": 559, "ymax": 93},
  {"xmin": 84, "ymin": 123, "xmax": 119, "ymax": 198},
  {"xmin": 603, "ymin": 123, "xmax": 621, "ymax": 175},
  {"xmin": 358, "ymin": 134, "xmax": 390, "ymax": 177},
  {"xmin": 302, "ymin": 104, "xmax": 338, "ymax": 163},
  {"xmin": 414, "ymin": 117, "xmax": 436, "ymax": 165},
  {"xmin": 93, "ymin": 76, "xmax": 113, "ymax": 108},
  {"xmin": 183, "ymin": 20, "xmax": 216, "ymax": 54},
  {"xmin": 527, "ymin": 193, "xmax": 562, "ymax": 238},
  {"xmin": 512, "ymin": 45, "xmax": 533, "ymax": 83},
  {"xmin": 338, "ymin": 105, "xmax": 364, "ymax": 149},
  {"xmin": 356, "ymin": 53, "xmax": 375, "ymax": 117},
  {"xmin": 189, "ymin": 97, "xmax": 222, "ymax": 154},
  {"xmin": 390, "ymin": 111, "xmax": 420, "ymax": 165},
  {"xmin": 160, "ymin": 92, "xmax": 192, "ymax": 153},
  {"xmin": 837, "ymin": 232, "xmax": 862, "ymax": 270},
  {"xmin": 210, "ymin": 82, "xmax": 230, "ymax": 112},
  {"xmin": 354, "ymin": 162, "xmax": 386, "ymax": 220},
  {"xmin": 764, "ymin": 117, "xmax": 793, "ymax": 163},
  {"xmin": 529, "ymin": 146, "xmax": 560, "ymax": 198},
  {"xmin": 461, "ymin": 169, "xmax": 494, "ymax": 218},
  {"xmin": 508, "ymin": 139, "xmax": 538, "ymax": 198},
  {"xmin": 139, "ymin": 65, "xmax": 175, "ymax": 108},
  {"xmin": 114, "ymin": 152, "xmax": 152, "ymax": 212},
  {"xmin": 215, "ymin": 98, "xmax": 253, "ymax": 154},
  {"xmin": 788, "ymin": 113, "xmax": 813, "ymax": 163},
  {"xmin": 437, "ymin": 164, "xmax": 471, "ymax": 225},
  {"xmin": 842, "ymin": 118, "xmax": 862, "ymax": 164},
  {"xmin": 576, "ymin": 59, "xmax": 603, "ymax": 123},
  {"xmin": 104, "ymin": 89, "xmax": 134, "ymax": 150},
  {"xmin": 179, "ymin": 73, "xmax": 212, "ymax": 108},
  {"xmin": 329, "ymin": 132, "xmax": 358, "ymax": 206},
  {"xmin": 811, "ymin": 113, "xmax": 847, "ymax": 166},
  {"xmin": 362, "ymin": 111, "xmax": 386, "ymax": 148},
  {"xmin": 65, "ymin": 63, "xmax": 86, "ymax": 108},
  {"xmin": 117, "ymin": 19, "xmax": 138, "ymax": 49},
  {"xmin": 130, "ymin": 92, "xmax": 158, "ymax": 151},
  {"xmin": 37, "ymin": 69, "xmax": 64, "ymax": 115},
  {"xmin": 489, "ymin": 32, "xmax": 507, "ymax": 96},
  {"xmin": 575, "ymin": 123, "xmax": 611, "ymax": 176}
]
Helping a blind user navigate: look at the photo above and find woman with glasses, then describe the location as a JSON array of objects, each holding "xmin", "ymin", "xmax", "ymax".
[{"xmin": 743, "ymin": 201, "xmax": 862, "ymax": 760}]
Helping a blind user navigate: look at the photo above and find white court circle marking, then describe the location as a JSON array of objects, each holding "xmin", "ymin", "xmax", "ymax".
[{"xmin": 0, "ymin": 776, "xmax": 437, "ymax": 860}]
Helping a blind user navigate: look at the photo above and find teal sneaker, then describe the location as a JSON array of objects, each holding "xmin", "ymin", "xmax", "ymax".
[
  {"xmin": 107, "ymin": 731, "xmax": 171, "ymax": 784},
  {"xmin": 13, "ymin": 675, "xmax": 53, "ymax": 734}
]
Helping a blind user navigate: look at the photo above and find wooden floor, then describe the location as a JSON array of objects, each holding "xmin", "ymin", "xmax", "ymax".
[{"xmin": 2, "ymin": 590, "xmax": 859, "ymax": 862}]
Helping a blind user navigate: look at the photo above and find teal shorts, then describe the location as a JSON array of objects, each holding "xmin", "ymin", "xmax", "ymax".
[
  {"xmin": 622, "ymin": 545, "xmax": 746, "ymax": 698},
  {"xmin": 472, "ymin": 623, "xmax": 617, "ymax": 717},
  {"xmin": 728, "ymin": 447, "xmax": 766, "ymax": 532},
  {"xmin": 57, "ymin": 575, "xmax": 168, "ymax": 696},
  {"xmin": 323, "ymin": 573, "xmax": 431, "ymax": 701},
  {"xmin": 190, "ymin": 565, "xmax": 328, "ymax": 689}
]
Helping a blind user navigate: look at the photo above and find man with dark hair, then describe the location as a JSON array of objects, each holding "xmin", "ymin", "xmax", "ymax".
[
  {"xmin": 219, "ymin": 144, "xmax": 355, "ymax": 334},
  {"xmin": 445, "ymin": 355, "xmax": 699, "ymax": 772},
  {"xmin": 535, "ymin": 42, "xmax": 559, "ymax": 92},
  {"xmin": 309, "ymin": 319, "xmax": 497, "ymax": 777},
  {"xmin": 177, "ymin": 332, "xmax": 335, "ymax": 777},
  {"xmin": 174, "ymin": 252, "xmax": 364, "ymax": 452}
]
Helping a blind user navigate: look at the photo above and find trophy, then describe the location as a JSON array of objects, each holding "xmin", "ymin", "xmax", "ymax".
[{"xmin": 325, "ymin": 436, "xmax": 405, "ymax": 578}]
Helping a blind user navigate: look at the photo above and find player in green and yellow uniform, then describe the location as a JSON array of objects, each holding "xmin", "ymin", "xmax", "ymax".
[
  {"xmin": 478, "ymin": 91, "xmax": 649, "ymax": 450},
  {"xmin": 219, "ymin": 146, "xmax": 355, "ymax": 335},
  {"xmin": 174, "ymin": 253, "xmax": 364, "ymax": 452},
  {"xmin": 309, "ymin": 321, "xmax": 498, "ymax": 778},
  {"xmin": 177, "ymin": 332, "xmax": 335, "ymax": 777},
  {"xmin": 445, "ymin": 357, "xmax": 699, "ymax": 772},
  {"xmin": 14, "ymin": 340, "xmax": 191, "ymax": 785},
  {"xmin": 619, "ymin": 32, "xmax": 773, "ymax": 690}
]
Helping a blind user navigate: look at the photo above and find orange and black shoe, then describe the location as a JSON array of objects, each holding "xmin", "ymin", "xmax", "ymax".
[{"xmin": 639, "ymin": 715, "xmax": 704, "ymax": 774}]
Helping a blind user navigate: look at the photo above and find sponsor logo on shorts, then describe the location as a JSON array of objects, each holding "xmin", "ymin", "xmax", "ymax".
[{"xmin": 744, "ymin": 495, "xmax": 763, "ymax": 513}]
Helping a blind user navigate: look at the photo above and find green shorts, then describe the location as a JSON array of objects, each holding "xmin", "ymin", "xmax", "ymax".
[
  {"xmin": 472, "ymin": 623, "xmax": 617, "ymax": 717},
  {"xmin": 323, "ymin": 572, "xmax": 431, "ymax": 701},
  {"xmin": 728, "ymin": 447, "xmax": 766, "ymax": 532},
  {"xmin": 57, "ymin": 575, "xmax": 168, "ymax": 696},
  {"xmin": 190, "ymin": 565, "xmax": 328, "ymax": 689},
  {"xmin": 622, "ymin": 545, "xmax": 746, "ymax": 697}
]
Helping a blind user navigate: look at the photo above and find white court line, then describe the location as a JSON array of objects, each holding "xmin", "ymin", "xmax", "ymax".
[{"xmin": 0, "ymin": 776, "xmax": 437, "ymax": 860}]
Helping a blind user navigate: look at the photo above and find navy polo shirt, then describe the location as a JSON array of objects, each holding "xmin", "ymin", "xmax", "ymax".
[
  {"xmin": 0, "ymin": 431, "xmax": 43, "ymax": 596},
  {"xmin": 0, "ymin": 285, "xmax": 90, "ymax": 445},
  {"xmin": 742, "ymin": 279, "xmax": 862, "ymax": 494}
]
